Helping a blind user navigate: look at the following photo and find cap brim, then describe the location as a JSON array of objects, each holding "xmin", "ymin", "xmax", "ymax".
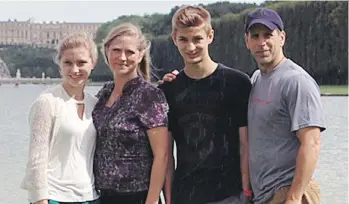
[{"xmin": 246, "ymin": 19, "xmax": 278, "ymax": 32}]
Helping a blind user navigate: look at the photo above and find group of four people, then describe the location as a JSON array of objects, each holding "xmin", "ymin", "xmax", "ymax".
[{"xmin": 21, "ymin": 5, "xmax": 325, "ymax": 204}]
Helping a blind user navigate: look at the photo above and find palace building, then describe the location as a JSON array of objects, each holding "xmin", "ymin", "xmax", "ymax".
[{"xmin": 0, "ymin": 18, "xmax": 102, "ymax": 48}]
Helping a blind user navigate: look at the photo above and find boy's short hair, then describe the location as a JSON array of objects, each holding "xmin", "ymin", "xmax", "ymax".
[{"xmin": 171, "ymin": 5, "xmax": 212, "ymax": 37}]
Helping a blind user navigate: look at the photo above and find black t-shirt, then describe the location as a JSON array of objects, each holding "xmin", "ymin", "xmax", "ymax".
[{"xmin": 159, "ymin": 64, "xmax": 252, "ymax": 204}]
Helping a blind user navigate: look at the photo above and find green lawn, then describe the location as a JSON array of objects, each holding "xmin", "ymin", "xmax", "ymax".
[
  {"xmin": 320, "ymin": 85, "xmax": 348, "ymax": 95},
  {"xmin": 152, "ymin": 82, "xmax": 347, "ymax": 95}
]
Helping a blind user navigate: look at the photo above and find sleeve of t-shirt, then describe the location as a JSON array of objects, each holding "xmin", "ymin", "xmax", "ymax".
[
  {"xmin": 138, "ymin": 87, "xmax": 169, "ymax": 129},
  {"xmin": 250, "ymin": 69, "xmax": 260, "ymax": 84},
  {"xmin": 284, "ymin": 75, "xmax": 326, "ymax": 132},
  {"xmin": 158, "ymin": 83, "xmax": 175, "ymax": 132},
  {"xmin": 236, "ymin": 75, "xmax": 252, "ymax": 127}
]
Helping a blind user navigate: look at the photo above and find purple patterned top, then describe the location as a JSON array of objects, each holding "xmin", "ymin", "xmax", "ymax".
[{"xmin": 92, "ymin": 77, "xmax": 169, "ymax": 192}]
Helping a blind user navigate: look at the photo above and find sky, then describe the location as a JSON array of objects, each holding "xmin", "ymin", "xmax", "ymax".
[{"xmin": 0, "ymin": 0, "xmax": 264, "ymax": 23}]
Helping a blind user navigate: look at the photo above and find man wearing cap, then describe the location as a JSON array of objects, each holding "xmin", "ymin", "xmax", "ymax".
[{"xmin": 245, "ymin": 8, "xmax": 326, "ymax": 204}]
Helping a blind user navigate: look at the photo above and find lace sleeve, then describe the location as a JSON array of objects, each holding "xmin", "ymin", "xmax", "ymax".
[{"xmin": 22, "ymin": 95, "xmax": 54, "ymax": 203}]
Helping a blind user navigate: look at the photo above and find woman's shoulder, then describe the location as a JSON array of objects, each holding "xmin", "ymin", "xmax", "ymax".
[
  {"xmin": 138, "ymin": 80, "xmax": 165, "ymax": 99},
  {"xmin": 38, "ymin": 84, "xmax": 65, "ymax": 100},
  {"xmin": 96, "ymin": 81, "xmax": 114, "ymax": 99},
  {"xmin": 30, "ymin": 85, "xmax": 65, "ymax": 116},
  {"xmin": 34, "ymin": 85, "xmax": 61, "ymax": 104},
  {"xmin": 134, "ymin": 80, "xmax": 169, "ymax": 115}
]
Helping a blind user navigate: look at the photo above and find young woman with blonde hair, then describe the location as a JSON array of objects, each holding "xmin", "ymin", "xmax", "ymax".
[{"xmin": 21, "ymin": 32, "xmax": 100, "ymax": 204}]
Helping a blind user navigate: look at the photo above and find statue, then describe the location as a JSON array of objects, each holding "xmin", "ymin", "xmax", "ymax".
[{"xmin": 0, "ymin": 58, "xmax": 10, "ymax": 78}]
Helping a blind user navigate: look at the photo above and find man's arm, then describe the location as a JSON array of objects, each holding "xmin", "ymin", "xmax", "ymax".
[
  {"xmin": 239, "ymin": 126, "xmax": 251, "ymax": 196},
  {"xmin": 285, "ymin": 127, "xmax": 321, "ymax": 203},
  {"xmin": 283, "ymin": 75, "xmax": 325, "ymax": 203}
]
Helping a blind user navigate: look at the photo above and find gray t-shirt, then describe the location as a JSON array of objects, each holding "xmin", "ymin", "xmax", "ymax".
[{"xmin": 248, "ymin": 59, "xmax": 326, "ymax": 203}]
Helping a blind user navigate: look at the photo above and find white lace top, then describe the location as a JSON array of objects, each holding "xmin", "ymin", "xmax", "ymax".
[{"xmin": 21, "ymin": 84, "xmax": 99, "ymax": 203}]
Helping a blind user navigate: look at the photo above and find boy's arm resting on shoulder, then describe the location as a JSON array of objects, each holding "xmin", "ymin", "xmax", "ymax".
[
  {"xmin": 158, "ymin": 70, "xmax": 179, "ymax": 84},
  {"xmin": 23, "ymin": 96, "xmax": 53, "ymax": 203},
  {"xmin": 284, "ymin": 75, "xmax": 326, "ymax": 202}
]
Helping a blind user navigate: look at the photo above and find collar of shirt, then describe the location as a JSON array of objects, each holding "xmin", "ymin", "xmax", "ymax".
[{"xmin": 99, "ymin": 76, "xmax": 144, "ymax": 101}]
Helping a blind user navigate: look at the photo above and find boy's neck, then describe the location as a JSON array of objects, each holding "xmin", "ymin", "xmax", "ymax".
[{"xmin": 184, "ymin": 57, "xmax": 217, "ymax": 79}]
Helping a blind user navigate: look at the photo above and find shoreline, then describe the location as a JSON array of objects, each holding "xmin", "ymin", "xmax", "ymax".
[
  {"xmin": 321, "ymin": 93, "xmax": 348, "ymax": 97},
  {"xmin": 0, "ymin": 80, "xmax": 347, "ymax": 96},
  {"xmin": 86, "ymin": 83, "xmax": 349, "ymax": 96}
]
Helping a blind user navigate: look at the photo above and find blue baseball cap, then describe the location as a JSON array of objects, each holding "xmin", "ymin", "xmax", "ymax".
[{"xmin": 245, "ymin": 8, "xmax": 284, "ymax": 33}]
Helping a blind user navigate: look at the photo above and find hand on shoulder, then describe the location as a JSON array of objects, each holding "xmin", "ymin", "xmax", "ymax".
[{"xmin": 158, "ymin": 70, "xmax": 179, "ymax": 85}]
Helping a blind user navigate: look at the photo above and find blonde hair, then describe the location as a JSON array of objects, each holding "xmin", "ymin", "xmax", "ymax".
[
  {"xmin": 102, "ymin": 23, "xmax": 151, "ymax": 81},
  {"xmin": 171, "ymin": 5, "xmax": 212, "ymax": 37},
  {"xmin": 55, "ymin": 32, "xmax": 98, "ymax": 64}
]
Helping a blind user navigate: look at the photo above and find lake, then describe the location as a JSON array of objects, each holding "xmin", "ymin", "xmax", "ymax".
[{"xmin": 0, "ymin": 84, "xmax": 347, "ymax": 204}]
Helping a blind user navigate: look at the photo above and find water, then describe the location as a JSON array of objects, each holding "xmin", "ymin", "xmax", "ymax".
[{"xmin": 0, "ymin": 84, "xmax": 347, "ymax": 204}]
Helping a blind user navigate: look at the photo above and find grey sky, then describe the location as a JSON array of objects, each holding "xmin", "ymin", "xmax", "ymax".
[{"xmin": 0, "ymin": 0, "xmax": 263, "ymax": 23}]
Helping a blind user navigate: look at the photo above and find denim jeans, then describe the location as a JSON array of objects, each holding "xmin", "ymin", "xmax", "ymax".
[{"xmin": 30, "ymin": 199, "xmax": 100, "ymax": 204}]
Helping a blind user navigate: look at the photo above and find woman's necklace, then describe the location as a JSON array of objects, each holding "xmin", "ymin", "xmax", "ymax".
[{"xmin": 75, "ymin": 99, "xmax": 84, "ymax": 104}]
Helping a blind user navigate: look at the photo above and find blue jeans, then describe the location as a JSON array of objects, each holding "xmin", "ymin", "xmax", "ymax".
[
  {"xmin": 31, "ymin": 199, "xmax": 100, "ymax": 204},
  {"xmin": 49, "ymin": 200, "xmax": 100, "ymax": 204}
]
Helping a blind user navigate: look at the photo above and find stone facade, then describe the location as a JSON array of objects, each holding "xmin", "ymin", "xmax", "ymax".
[{"xmin": 0, "ymin": 19, "xmax": 101, "ymax": 48}]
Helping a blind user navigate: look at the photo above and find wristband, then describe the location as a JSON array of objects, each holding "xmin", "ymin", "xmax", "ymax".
[{"xmin": 243, "ymin": 189, "xmax": 252, "ymax": 197}]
